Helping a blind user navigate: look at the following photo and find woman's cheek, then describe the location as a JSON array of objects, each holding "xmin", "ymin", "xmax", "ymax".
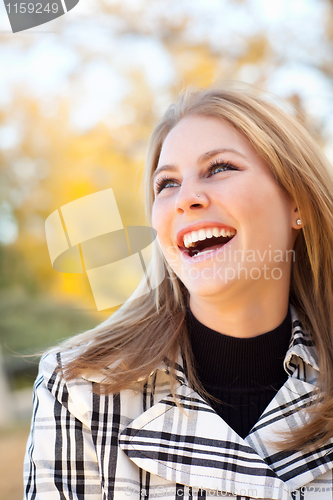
[{"xmin": 166, "ymin": 245, "xmax": 178, "ymax": 265}]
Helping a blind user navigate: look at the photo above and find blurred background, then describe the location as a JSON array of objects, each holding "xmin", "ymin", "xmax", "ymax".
[{"xmin": 1, "ymin": 0, "xmax": 333, "ymax": 498}]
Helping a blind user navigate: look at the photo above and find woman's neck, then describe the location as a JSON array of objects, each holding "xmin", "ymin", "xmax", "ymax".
[{"xmin": 189, "ymin": 295, "xmax": 290, "ymax": 339}]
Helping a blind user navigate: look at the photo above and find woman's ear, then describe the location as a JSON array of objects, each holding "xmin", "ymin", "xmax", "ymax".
[{"xmin": 291, "ymin": 206, "xmax": 303, "ymax": 229}]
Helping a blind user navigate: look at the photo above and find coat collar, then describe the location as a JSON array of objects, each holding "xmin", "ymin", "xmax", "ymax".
[
  {"xmin": 119, "ymin": 306, "xmax": 333, "ymax": 499},
  {"xmin": 284, "ymin": 306, "xmax": 319, "ymax": 374}
]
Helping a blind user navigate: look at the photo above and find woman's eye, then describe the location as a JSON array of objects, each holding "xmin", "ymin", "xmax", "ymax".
[
  {"xmin": 154, "ymin": 176, "xmax": 178, "ymax": 194},
  {"xmin": 154, "ymin": 161, "xmax": 237, "ymax": 195},
  {"xmin": 208, "ymin": 160, "xmax": 237, "ymax": 176}
]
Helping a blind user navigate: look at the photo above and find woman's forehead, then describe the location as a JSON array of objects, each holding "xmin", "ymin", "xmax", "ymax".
[{"xmin": 157, "ymin": 115, "xmax": 256, "ymax": 166}]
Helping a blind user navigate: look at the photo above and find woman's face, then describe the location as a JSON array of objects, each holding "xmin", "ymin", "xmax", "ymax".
[{"xmin": 151, "ymin": 115, "xmax": 299, "ymax": 304}]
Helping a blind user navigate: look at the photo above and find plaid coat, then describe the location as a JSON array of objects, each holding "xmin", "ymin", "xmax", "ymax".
[{"xmin": 24, "ymin": 307, "xmax": 333, "ymax": 500}]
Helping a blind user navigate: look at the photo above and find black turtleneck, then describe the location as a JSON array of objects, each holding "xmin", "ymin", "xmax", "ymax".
[{"xmin": 185, "ymin": 307, "xmax": 292, "ymax": 439}]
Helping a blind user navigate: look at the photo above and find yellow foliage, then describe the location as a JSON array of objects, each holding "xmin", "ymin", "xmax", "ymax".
[
  {"xmin": 53, "ymin": 272, "xmax": 95, "ymax": 308},
  {"xmin": 1, "ymin": 93, "xmax": 149, "ymax": 308},
  {"xmin": 168, "ymin": 44, "xmax": 221, "ymax": 88},
  {"xmin": 237, "ymin": 35, "xmax": 270, "ymax": 67}
]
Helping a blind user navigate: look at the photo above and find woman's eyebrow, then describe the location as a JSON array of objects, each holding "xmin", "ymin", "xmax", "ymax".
[
  {"xmin": 152, "ymin": 148, "xmax": 245, "ymax": 185},
  {"xmin": 199, "ymin": 148, "xmax": 246, "ymax": 162},
  {"xmin": 151, "ymin": 164, "xmax": 178, "ymax": 185}
]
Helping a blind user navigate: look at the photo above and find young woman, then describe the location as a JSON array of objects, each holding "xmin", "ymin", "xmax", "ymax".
[{"xmin": 24, "ymin": 84, "xmax": 333, "ymax": 500}]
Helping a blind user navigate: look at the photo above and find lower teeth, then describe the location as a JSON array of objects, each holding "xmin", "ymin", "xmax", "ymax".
[{"xmin": 192, "ymin": 248, "xmax": 216, "ymax": 258}]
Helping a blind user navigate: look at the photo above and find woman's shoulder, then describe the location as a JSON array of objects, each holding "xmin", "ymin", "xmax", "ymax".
[
  {"xmin": 35, "ymin": 346, "xmax": 165, "ymax": 424},
  {"xmin": 38, "ymin": 346, "xmax": 91, "ymax": 382},
  {"xmin": 35, "ymin": 347, "xmax": 99, "ymax": 427}
]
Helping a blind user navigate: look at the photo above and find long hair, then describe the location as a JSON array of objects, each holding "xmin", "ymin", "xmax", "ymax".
[{"xmin": 61, "ymin": 83, "xmax": 333, "ymax": 451}]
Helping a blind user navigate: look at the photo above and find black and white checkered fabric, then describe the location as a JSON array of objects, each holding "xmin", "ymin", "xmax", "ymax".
[{"xmin": 24, "ymin": 307, "xmax": 333, "ymax": 499}]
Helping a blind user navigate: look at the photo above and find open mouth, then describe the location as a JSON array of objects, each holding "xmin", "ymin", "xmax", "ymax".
[{"xmin": 179, "ymin": 228, "xmax": 236, "ymax": 258}]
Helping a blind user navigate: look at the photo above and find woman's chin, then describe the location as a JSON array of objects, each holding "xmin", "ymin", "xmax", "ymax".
[{"xmin": 181, "ymin": 276, "xmax": 236, "ymax": 299}]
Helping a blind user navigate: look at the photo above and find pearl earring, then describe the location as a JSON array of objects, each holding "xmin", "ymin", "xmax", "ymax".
[{"xmin": 296, "ymin": 218, "xmax": 302, "ymax": 226}]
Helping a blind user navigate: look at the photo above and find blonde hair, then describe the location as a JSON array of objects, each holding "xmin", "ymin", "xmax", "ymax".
[{"xmin": 61, "ymin": 83, "xmax": 333, "ymax": 451}]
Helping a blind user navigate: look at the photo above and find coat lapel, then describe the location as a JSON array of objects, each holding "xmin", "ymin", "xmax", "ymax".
[
  {"xmin": 245, "ymin": 307, "xmax": 333, "ymax": 492},
  {"xmin": 246, "ymin": 376, "xmax": 333, "ymax": 492},
  {"xmin": 119, "ymin": 382, "xmax": 291, "ymax": 499},
  {"xmin": 119, "ymin": 307, "xmax": 333, "ymax": 499}
]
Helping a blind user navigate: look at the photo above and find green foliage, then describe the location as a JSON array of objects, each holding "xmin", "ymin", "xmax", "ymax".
[
  {"xmin": 0, "ymin": 245, "xmax": 40, "ymax": 294},
  {"xmin": 0, "ymin": 290, "xmax": 100, "ymax": 389}
]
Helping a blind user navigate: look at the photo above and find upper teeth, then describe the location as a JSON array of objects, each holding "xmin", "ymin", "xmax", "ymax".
[{"xmin": 183, "ymin": 227, "xmax": 236, "ymax": 248}]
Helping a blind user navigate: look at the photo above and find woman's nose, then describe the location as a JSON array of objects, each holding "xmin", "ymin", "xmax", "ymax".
[{"xmin": 174, "ymin": 182, "xmax": 209, "ymax": 213}]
